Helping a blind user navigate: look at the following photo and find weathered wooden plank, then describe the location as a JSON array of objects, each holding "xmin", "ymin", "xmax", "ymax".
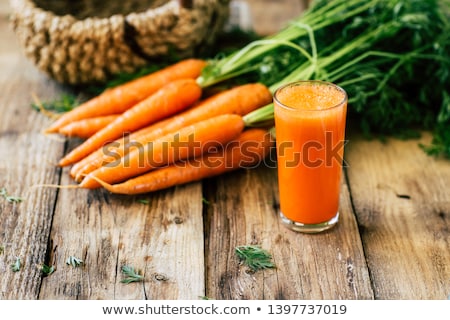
[
  {"xmin": 204, "ymin": 162, "xmax": 373, "ymax": 299},
  {"xmin": 1, "ymin": 6, "xmax": 206, "ymax": 299},
  {"xmin": 0, "ymin": 17, "xmax": 66, "ymax": 299},
  {"xmin": 38, "ymin": 164, "xmax": 206, "ymax": 300},
  {"xmin": 345, "ymin": 133, "xmax": 450, "ymax": 299}
]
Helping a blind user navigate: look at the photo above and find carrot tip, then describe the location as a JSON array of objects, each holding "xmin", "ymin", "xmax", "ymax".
[
  {"xmin": 58, "ymin": 157, "xmax": 72, "ymax": 167},
  {"xmin": 74, "ymin": 173, "xmax": 85, "ymax": 183},
  {"xmin": 43, "ymin": 127, "xmax": 58, "ymax": 134}
]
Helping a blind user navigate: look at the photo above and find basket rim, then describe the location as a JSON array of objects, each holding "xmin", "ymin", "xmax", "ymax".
[{"xmin": 9, "ymin": 0, "xmax": 216, "ymax": 23}]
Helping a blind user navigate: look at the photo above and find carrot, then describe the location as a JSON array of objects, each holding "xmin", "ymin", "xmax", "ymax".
[
  {"xmin": 44, "ymin": 59, "xmax": 206, "ymax": 133},
  {"xmin": 58, "ymin": 115, "xmax": 119, "ymax": 138},
  {"xmin": 70, "ymin": 83, "xmax": 272, "ymax": 181},
  {"xmin": 58, "ymin": 78, "xmax": 202, "ymax": 167},
  {"xmin": 90, "ymin": 128, "xmax": 274, "ymax": 194},
  {"xmin": 79, "ymin": 114, "xmax": 246, "ymax": 189}
]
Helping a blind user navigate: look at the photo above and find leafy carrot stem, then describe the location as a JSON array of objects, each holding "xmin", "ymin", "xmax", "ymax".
[
  {"xmin": 121, "ymin": 265, "xmax": 144, "ymax": 284},
  {"xmin": 0, "ymin": 187, "xmax": 23, "ymax": 203},
  {"xmin": 235, "ymin": 245, "xmax": 276, "ymax": 271}
]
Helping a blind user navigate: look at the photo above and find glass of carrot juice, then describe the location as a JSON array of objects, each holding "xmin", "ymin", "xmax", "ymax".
[{"xmin": 273, "ymin": 80, "xmax": 347, "ymax": 233}]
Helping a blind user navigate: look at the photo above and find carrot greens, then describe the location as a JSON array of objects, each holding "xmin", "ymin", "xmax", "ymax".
[
  {"xmin": 11, "ymin": 257, "xmax": 21, "ymax": 272},
  {"xmin": 235, "ymin": 245, "xmax": 276, "ymax": 271},
  {"xmin": 39, "ymin": 264, "xmax": 55, "ymax": 276},
  {"xmin": 0, "ymin": 187, "xmax": 23, "ymax": 203},
  {"xmin": 66, "ymin": 256, "xmax": 83, "ymax": 268},
  {"xmin": 200, "ymin": 0, "xmax": 450, "ymax": 157},
  {"xmin": 31, "ymin": 93, "xmax": 79, "ymax": 114},
  {"xmin": 120, "ymin": 265, "xmax": 144, "ymax": 284}
]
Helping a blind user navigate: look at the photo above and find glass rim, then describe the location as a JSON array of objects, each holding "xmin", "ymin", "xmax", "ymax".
[{"xmin": 273, "ymin": 80, "xmax": 348, "ymax": 112}]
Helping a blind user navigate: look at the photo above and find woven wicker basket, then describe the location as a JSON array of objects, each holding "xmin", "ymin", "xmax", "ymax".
[{"xmin": 9, "ymin": 0, "xmax": 230, "ymax": 85}]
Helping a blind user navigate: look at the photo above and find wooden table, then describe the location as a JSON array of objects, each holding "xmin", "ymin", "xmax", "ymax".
[{"xmin": 0, "ymin": 1, "xmax": 449, "ymax": 300}]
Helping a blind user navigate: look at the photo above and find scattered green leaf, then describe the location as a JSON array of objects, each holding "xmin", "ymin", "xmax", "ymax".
[
  {"xmin": 0, "ymin": 246, "xmax": 4, "ymax": 255},
  {"xmin": 39, "ymin": 264, "xmax": 55, "ymax": 276},
  {"xmin": 31, "ymin": 93, "xmax": 79, "ymax": 114},
  {"xmin": 137, "ymin": 199, "xmax": 150, "ymax": 204},
  {"xmin": 121, "ymin": 265, "xmax": 144, "ymax": 284},
  {"xmin": 235, "ymin": 245, "xmax": 276, "ymax": 271},
  {"xmin": 11, "ymin": 257, "xmax": 21, "ymax": 272},
  {"xmin": 66, "ymin": 256, "xmax": 83, "ymax": 268},
  {"xmin": 0, "ymin": 187, "xmax": 23, "ymax": 203}
]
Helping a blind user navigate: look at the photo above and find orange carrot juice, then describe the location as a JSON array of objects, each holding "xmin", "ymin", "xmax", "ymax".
[{"xmin": 274, "ymin": 81, "xmax": 347, "ymax": 233}]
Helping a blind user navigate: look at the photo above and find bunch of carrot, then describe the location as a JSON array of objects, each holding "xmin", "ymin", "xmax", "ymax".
[{"xmin": 46, "ymin": 59, "xmax": 275, "ymax": 194}]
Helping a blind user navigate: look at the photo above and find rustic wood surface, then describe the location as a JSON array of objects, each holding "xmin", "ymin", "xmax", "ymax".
[{"xmin": 0, "ymin": 0, "xmax": 448, "ymax": 300}]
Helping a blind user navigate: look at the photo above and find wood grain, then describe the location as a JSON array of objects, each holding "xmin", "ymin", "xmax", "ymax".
[
  {"xmin": 204, "ymin": 163, "xmax": 374, "ymax": 300},
  {"xmin": 38, "ymin": 162, "xmax": 205, "ymax": 299},
  {"xmin": 0, "ymin": 23, "xmax": 66, "ymax": 299},
  {"xmin": 345, "ymin": 133, "xmax": 450, "ymax": 299}
]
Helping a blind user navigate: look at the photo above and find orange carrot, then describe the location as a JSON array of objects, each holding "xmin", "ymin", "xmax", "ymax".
[
  {"xmin": 79, "ymin": 114, "xmax": 246, "ymax": 189},
  {"xmin": 90, "ymin": 128, "xmax": 274, "ymax": 194},
  {"xmin": 58, "ymin": 115, "xmax": 119, "ymax": 138},
  {"xmin": 70, "ymin": 83, "xmax": 272, "ymax": 181},
  {"xmin": 44, "ymin": 59, "xmax": 206, "ymax": 133},
  {"xmin": 59, "ymin": 78, "xmax": 202, "ymax": 167}
]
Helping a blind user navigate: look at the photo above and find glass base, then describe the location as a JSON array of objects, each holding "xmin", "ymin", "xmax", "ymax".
[{"xmin": 279, "ymin": 211, "xmax": 339, "ymax": 233}]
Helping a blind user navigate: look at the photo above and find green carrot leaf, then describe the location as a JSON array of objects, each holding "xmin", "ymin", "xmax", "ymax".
[
  {"xmin": 235, "ymin": 245, "xmax": 276, "ymax": 271},
  {"xmin": 0, "ymin": 188, "xmax": 23, "ymax": 203},
  {"xmin": 66, "ymin": 256, "xmax": 83, "ymax": 268},
  {"xmin": 121, "ymin": 265, "xmax": 144, "ymax": 284},
  {"xmin": 31, "ymin": 94, "xmax": 79, "ymax": 114},
  {"xmin": 39, "ymin": 264, "xmax": 56, "ymax": 276},
  {"xmin": 11, "ymin": 257, "xmax": 21, "ymax": 272}
]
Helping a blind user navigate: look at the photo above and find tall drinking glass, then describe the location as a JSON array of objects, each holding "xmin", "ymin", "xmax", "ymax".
[{"xmin": 273, "ymin": 80, "xmax": 347, "ymax": 233}]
